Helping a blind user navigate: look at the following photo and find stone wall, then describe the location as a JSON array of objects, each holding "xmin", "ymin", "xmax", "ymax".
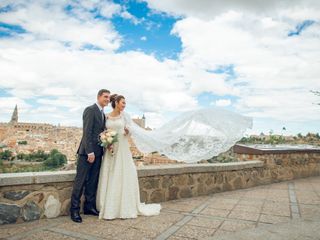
[
  {"xmin": 1, "ymin": 151, "xmax": 320, "ymax": 225},
  {"xmin": 233, "ymin": 144, "xmax": 320, "ymax": 180}
]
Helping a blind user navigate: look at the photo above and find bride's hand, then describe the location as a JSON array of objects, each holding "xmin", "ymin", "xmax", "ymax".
[{"xmin": 124, "ymin": 127, "xmax": 129, "ymax": 136}]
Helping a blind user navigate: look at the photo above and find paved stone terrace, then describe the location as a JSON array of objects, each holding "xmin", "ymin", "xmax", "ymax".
[{"xmin": 1, "ymin": 176, "xmax": 320, "ymax": 240}]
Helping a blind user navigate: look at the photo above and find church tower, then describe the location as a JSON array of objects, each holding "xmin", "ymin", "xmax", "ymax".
[
  {"xmin": 132, "ymin": 114, "xmax": 146, "ymax": 129},
  {"xmin": 10, "ymin": 104, "xmax": 18, "ymax": 124},
  {"xmin": 141, "ymin": 114, "xmax": 146, "ymax": 129}
]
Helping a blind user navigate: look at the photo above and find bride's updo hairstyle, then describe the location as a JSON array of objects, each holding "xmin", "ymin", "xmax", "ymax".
[{"xmin": 110, "ymin": 94, "xmax": 125, "ymax": 109}]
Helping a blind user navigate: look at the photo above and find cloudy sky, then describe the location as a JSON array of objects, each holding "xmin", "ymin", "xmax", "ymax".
[{"xmin": 0, "ymin": 0, "xmax": 319, "ymax": 135}]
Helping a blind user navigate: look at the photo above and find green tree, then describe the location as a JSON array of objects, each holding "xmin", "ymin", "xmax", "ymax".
[
  {"xmin": 17, "ymin": 153, "xmax": 25, "ymax": 160},
  {"xmin": 50, "ymin": 149, "xmax": 59, "ymax": 155},
  {"xmin": 35, "ymin": 150, "xmax": 49, "ymax": 161},
  {"xmin": 44, "ymin": 149, "xmax": 67, "ymax": 168},
  {"xmin": 24, "ymin": 154, "xmax": 31, "ymax": 161},
  {"xmin": 0, "ymin": 150, "xmax": 13, "ymax": 161},
  {"xmin": 27, "ymin": 150, "xmax": 49, "ymax": 162}
]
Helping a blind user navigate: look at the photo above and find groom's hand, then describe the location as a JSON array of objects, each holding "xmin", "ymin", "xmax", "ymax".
[{"xmin": 87, "ymin": 153, "xmax": 95, "ymax": 163}]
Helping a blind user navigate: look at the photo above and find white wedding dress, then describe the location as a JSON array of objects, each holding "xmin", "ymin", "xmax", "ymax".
[
  {"xmin": 96, "ymin": 107, "xmax": 252, "ymax": 220},
  {"xmin": 96, "ymin": 113, "xmax": 161, "ymax": 220}
]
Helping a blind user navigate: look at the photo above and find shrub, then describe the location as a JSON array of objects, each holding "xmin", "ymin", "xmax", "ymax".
[
  {"xmin": 17, "ymin": 153, "xmax": 25, "ymax": 160},
  {"xmin": 44, "ymin": 149, "xmax": 67, "ymax": 168},
  {"xmin": 0, "ymin": 150, "xmax": 13, "ymax": 160}
]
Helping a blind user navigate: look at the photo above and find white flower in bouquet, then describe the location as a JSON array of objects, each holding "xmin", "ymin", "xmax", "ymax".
[
  {"xmin": 100, "ymin": 134, "xmax": 107, "ymax": 141},
  {"xmin": 110, "ymin": 130, "xmax": 117, "ymax": 137},
  {"xmin": 99, "ymin": 129, "xmax": 118, "ymax": 154}
]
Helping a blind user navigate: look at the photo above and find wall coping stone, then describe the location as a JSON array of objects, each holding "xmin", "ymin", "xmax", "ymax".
[
  {"xmin": 234, "ymin": 144, "xmax": 320, "ymax": 154},
  {"xmin": 0, "ymin": 161, "xmax": 264, "ymax": 187}
]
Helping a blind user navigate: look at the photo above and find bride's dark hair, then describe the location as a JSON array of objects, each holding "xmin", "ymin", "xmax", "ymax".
[{"xmin": 110, "ymin": 94, "xmax": 125, "ymax": 109}]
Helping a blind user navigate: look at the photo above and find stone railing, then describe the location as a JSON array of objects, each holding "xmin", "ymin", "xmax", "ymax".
[
  {"xmin": 1, "ymin": 151, "xmax": 320, "ymax": 225},
  {"xmin": 233, "ymin": 144, "xmax": 320, "ymax": 180}
]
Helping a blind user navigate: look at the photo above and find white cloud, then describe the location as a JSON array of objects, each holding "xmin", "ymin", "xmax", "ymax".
[
  {"xmin": 1, "ymin": 0, "xmax": 320, "ymax": 133},
  {"xmin": 0, "ymin": 45, "xmax": 197, "ymax": 124},
  {"xmin": 99, "ymin": 1, "xmax": 122, "ymax": 18},
  {"xmin": 120, "ymin": 11, "xmax": 141, "ymax": 25},
  {"xmin": 0, "ymin": 97, "xmax": 31, "ymax": 115},
  {"xmin": 144, "ymin": 112, "xmax": 167, "ymax": 129},
  {"xmin": 235, "ymin": 89, "xmax": 320, "ymax": 122},
  {"xmin": 0, "ymin": 0, "xmax": 197, "ymax": 126},
  {"xmin": 0, "ymin": 1, "xmax": 195, "ymax": 127},
  {"xmin": 169, "ymin": 9, "xmax": 320, "ymax": 122},
  {"xmin": 214, "ymin": 99, "xmax": 232, "ymax": 107},
  {"xmin": 143, "ymin": 0, "xmax": 320, "ymax": 19},
  {"xmin": 141, "ymin": 0, "xmax": 320, "ymax": 126},
  {"xmin": 0, "ymin": 1, "xmax": 121, "ymax": 51},
  {"xmin": 140, "ymin": 36, "xmax": 147, "ymax": 41}
]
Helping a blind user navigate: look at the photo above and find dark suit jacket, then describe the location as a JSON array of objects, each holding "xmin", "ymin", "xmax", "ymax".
[{"xmin": 77, "ymin": 104, "xmax": 106, "ymax": 157}]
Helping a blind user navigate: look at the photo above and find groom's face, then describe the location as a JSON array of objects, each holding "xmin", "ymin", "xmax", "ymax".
[{"xmin": 98, "ymin": 93, "xmax": 110, "ymax": 107}]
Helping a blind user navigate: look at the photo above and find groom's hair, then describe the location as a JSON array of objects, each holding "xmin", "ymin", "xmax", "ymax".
[{"xmin": 97, "ymin": 89, "xmax": 110, "ymax": 97}]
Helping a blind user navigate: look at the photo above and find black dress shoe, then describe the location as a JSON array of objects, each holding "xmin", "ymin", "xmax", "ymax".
[
  {"xmin": 70, "ymin": 211, "xmax": 82, "ymax": 223},
  {"xmin": 83, "ymin": 207, "xmax": 99, "ymax": 216}
]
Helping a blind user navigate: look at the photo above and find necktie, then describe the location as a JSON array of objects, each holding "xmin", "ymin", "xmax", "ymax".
[{"xmin": 101, "ymin": 109, "xmax": 104, "ymax": 120}]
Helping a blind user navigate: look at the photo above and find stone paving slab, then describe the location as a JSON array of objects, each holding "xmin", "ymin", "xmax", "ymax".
[
  {"xmin": 207, "ymin": 217, "xmax": 320, "ymax": 240},
  {"xmin": 1, "ymin": 176, "xmax": 320, "ymax": 240}
]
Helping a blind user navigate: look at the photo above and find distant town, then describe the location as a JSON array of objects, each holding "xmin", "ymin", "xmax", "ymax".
[
  {"xmin": 0, "ymin": 105, "xmax": 319, "ymax": 173},
  {"xmin": 0, "ymin": 105, "xmax": 178, "ymax": 173}
]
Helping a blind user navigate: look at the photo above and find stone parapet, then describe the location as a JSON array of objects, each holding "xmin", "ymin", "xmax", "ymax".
[{"xmin": 1, "ymin": 154, "xmax": 320, "ymax": 225}]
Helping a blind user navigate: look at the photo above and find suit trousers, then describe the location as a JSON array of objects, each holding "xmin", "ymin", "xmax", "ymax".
[{"xmin": 70, "ymin": 154, "xmax": 102, "ymax": 212}]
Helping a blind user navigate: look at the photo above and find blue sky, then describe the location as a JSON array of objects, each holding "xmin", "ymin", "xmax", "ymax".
[
  {"xmin": 0, "ymin": 0, "xmax": 319, "ymax": 135},
  {"xmin": 111, "ymin": 0, "xmax": 182, "ymax": 60},
  {"xmin": 0, "ymin": 21, "xmax": 26, "ymax": 37},
  {"xmin": 62, "ymin": 0, "xmax": 182, "ymax": 59},
  {"xmin": 288, "ymin": 20, "xmax": 315, "ymax": 37}
]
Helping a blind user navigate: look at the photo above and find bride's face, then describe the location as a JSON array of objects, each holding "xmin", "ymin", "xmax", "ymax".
[{"xmin": 117, "ymin": 98, "xmax": 126, "ymax": 111}]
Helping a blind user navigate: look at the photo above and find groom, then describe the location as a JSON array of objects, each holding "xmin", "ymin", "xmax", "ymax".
[{"xmin": 70, "ymin": 89, "xmax": 110, "ymax": 223}]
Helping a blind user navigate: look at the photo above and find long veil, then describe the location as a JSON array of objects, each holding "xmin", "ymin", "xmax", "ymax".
[{"xmin": 123, "ymin": 108, "xmax": 253, "ymax": 163}]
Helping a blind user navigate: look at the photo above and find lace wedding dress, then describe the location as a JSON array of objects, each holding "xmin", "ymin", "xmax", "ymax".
[{"xmin": 96, "ymin": 113, "xmax": 161, "ymax": 220}]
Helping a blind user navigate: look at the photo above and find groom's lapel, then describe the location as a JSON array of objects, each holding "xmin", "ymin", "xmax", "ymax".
[{"xmin": 93, "ymin": 103, "xmax": 104, "ymax": 125}]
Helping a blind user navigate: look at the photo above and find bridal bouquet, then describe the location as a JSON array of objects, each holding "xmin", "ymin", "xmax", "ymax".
[{"xmin": 99, "ymin": 129, "xmax": 118, "ymax": 154}]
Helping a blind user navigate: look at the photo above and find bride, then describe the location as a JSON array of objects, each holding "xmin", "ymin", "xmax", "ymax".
[
  {"xmin": 96, "ymin": 94, "xmax": 161, "ymax": 219},
  {"xmin": 96, "ymin": 93, "xmax": 252, "ymax": 220}
]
